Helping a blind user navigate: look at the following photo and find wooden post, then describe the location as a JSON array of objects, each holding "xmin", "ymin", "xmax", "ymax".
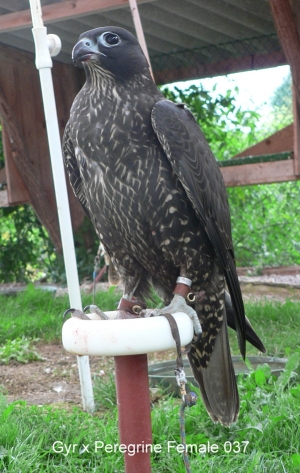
[
  {"xmin": 128, "ymin": 0, "xmax": 154, "ymax": 80},
  {"xmin": 293, "ymin": 85, "xmax": 300, "ymax": 176},
  {"xmin": 269, "ymin": 0, "xmax": 300, "ymax": 176},
  {"xmin": 2, "ymin": 127, "xmax": 30, "ymax": 205},
  {"xmin": 269, "ymin": 0, "xmax": 300, "ymax": 102},
  {"xmin": 114, "ymin": 354, "xmax": 152, "ymax": 473}
]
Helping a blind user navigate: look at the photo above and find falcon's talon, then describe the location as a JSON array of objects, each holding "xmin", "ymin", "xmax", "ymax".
[
  {"xmin": 84, "ymin": 304, "xmax": 110, "ymax": 320},
  {"xmin": 63, "ymin": 308, "xmax": 91, "ymax": 320},
  {"xmin": 149, "ymin": 308, "xmax": 161, "ymax": 317},
  {"xmin": 151, "ymin": 293, "xmax": 202, "ymax": 336},
  {"xmin": 137, "ymin": 309, "xmax": 150, "ymax": 318},
  {"xmin": 63, "ymin": 307, "xmax": 75, "ymax": 320}
]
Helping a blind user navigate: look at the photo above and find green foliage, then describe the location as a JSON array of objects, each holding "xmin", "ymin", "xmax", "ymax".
[
  {"xmin": 228, "ymin": 181, "xmax": 300, "ymax": 267},
  {"xmin": 0, "ymin": 204, "xmax": 100, "ymax": 284},
  {"xmin": 268, "ymin": 72, "xmax": 293, "ymax": 131},
  {"xmin": 271, "ymin": 73, "xmax": 292, "ymax": 110},
  {"xmin": 0, "ymin": 205, "xmax": 56, "ymax": 283},
  {"xmin": 251, "ymin": 72, "xmax": 293, "ymax": 142},
  {"xmin": 161, "ymin": 84, "xmax": 260, "ymax": 160},
  {"xmin": 47, "ymin": 217, "xmax": 100, "ymax": 284},
  {"xmin": 0, "ymin": 337, "xmax": 44, "ymax": 365},
  {"xmin": 151, "ymin": 354, "xmax": 300, "ymax": 472},
  {"xmin": 72, "ymin": 217, "xmax": 100, "ymax": 282}
]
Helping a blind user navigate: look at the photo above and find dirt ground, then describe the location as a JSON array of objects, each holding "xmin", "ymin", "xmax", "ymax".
[
  {"xmin": 1, "ymin": 269, "xmax": 300, "ymax": 407},
  {"xmin": 0, "ymin": 343, "xmax": 113, "ymax": 406},
  {"xmin": 0, "ymin": 343, "xmax": 179, "ymax": 406}
]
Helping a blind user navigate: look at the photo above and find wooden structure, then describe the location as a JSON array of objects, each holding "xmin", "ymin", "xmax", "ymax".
[
  {"xmin": 0, "ymin": 0, "xmax": 299, "ymax": 251},
  {"xmin": 0, "ymin": 43, "xmax": 85, "ymax": 250},
  {"xmin": 223, "ymin": 0, "xmax": 300, "ymax": 188}
]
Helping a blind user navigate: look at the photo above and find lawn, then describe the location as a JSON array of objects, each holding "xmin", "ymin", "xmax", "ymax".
[{"xmin": 0, "ymin": 286, "xmax": 299, "ymax": 472}]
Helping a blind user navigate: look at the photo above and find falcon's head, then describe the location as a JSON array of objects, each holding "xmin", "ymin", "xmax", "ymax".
[{"xmin": 72, "ymin": 26, "xmax": 150, "ymax": 81}]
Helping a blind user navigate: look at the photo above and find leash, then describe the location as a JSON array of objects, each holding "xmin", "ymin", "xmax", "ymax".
[{"xmin": 161, "ymin": 313, "xmax": 198, "ymax": 473}]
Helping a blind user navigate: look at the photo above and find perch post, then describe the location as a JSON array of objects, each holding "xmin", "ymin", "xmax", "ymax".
[{"xmin": 63, "ymin": 312, "xmax": 194, "ymax": 472}]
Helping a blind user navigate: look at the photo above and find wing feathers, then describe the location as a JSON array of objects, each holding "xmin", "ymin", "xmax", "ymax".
[
  {"xmin": 62, "ymin": 120, "xmax": 91, "ymax": 219},
  {"xmin": 152, "ymin": 99, "xmax": 246, "ymax": 357}
]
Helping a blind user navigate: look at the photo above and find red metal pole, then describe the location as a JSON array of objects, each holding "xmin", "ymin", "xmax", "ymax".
[{"xmin": 114, "ymin": 354, "xmax": 152, "ymax": 473}]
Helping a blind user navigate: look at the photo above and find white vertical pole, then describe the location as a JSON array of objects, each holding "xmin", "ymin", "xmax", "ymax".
[
  {"xmin": 128, "ymin": 0, "xmax": 154, "ymax": 79},
  {"xmin": 28, "ymin": 0, "xmax": 94, "ymax": 412}
]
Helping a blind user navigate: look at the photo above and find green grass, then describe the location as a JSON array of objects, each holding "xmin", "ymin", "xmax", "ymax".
[
  {"xmin": 0, "ymin": 355, "xmax": 300, "ymax": 472},
  {"xmin": 229, "ymin": 299, "xmax": 300, "ymax": 358},
  {"xmin": 0, "ymin": 286, "xmax": 299, "ymax": 472},
  {"xmin": 0, "ymin": 284, "xmax": 121, "ymax": 344},
  {"xmin": 151, "ymin": 356, "xmax": 300, "ymax": 472}
]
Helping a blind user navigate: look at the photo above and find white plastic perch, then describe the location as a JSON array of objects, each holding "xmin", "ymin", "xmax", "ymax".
[{"xmin": 62, "ymin": 312, "xmax": 194, "ymax": 357}]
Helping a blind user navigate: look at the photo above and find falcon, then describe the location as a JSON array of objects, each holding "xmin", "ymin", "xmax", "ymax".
[{"xmin": 63, "ymin": 26, "xmax": 265, "ymax": 425}]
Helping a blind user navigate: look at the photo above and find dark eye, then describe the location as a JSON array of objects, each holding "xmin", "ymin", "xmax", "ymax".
[{"xmin": 101, "ymin": 32, "xmax": 121, "ymax": 47}]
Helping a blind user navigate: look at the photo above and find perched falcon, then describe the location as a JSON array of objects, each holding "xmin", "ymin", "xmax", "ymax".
[{"xmin": 63, "ymin": 26, "xmax": 265, "ymax": 425}]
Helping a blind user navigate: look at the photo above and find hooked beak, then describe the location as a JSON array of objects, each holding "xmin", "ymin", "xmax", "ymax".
[{"xmin": 72, "ymin": 39, "xmax": 106, "ymax": 66}]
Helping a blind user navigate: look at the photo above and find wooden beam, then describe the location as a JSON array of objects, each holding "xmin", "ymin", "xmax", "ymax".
[
  {"xmin": 0, "ymin": 0, "xmax": 152, "ymax": 33},
  {"xmin": 2, "ymin": 127, "xmax": 31, "ymax": 205},
  {"xmin": 269, "ymin": 0, "xmax": 300, "ymax": 103},
  {"xmin": 129, "ymin": 0, "xmax": 153, "ymax": 78},
  {"xmin": 154, "ymin": 49, "xmax": 286, "ymax": 85},
  {"xmin": 221, "ymin": 159, "xmax": 296, "ymax": 187},
  {"xmin": 234, "ymin": 124, "xmax": 293, "ymax": 158},
  {"xmin": 291, "ymin": 0, "xmax": 300, "ymax": 39},
  {"xmin": 293, "ymin": 86, "xmax": 300, "ymax": 175},
  {"xmin": 0, "ymin": 166, "xmax": 6, "ymax": 183},
  {"xmin": 270, "ymin": 0, "xmax": 300, "ymax": 176}
]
